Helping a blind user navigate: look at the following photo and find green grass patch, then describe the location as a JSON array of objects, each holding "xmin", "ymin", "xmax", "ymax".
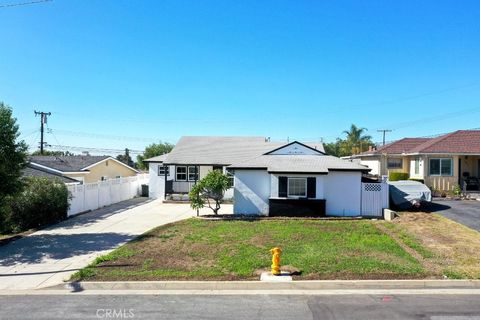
[
  {"xmin": 73, "ymin": 218, "xmax": 428, "ymax": 281},
  {"xmin": 382, "ymin": 222, "xmax": 435, "ymax": 259}
]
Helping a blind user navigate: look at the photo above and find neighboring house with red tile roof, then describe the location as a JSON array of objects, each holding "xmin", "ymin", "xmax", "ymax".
[{"xmin": 349, "ymin": 130, "xmax": 480, "ymax": 192}]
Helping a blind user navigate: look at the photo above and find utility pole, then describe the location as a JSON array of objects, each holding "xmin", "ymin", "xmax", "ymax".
[
  {"xmin": 377, "ymin": 129, "xmax": 392, "ymax": 146},
  {"xmin": 34, "ymin": 110, "xmax": 51, "ymax": 154}
]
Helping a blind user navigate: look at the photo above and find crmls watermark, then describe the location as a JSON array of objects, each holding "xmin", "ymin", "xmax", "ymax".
[{"xmin": 96, "ymin": 309, "xmax": 135, "ymax": 319}]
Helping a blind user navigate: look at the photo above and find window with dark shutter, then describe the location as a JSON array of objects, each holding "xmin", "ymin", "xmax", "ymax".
[
  {"xmin": 278, "ymin": 176, "xmax": 287, "ymax": 197},
  {"xmin": 307, "ymin": 177, "xmax": 316, "ymax": 198}
]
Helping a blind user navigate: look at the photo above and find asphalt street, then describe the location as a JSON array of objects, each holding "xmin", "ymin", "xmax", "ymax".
[{"xmin": 1, "ymin": 294, "xmax": 480, "ymax": 320}]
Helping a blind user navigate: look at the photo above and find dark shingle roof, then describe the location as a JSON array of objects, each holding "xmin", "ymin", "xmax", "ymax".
[
  {"xmin": 29, "ymin": 156, "xmax": 110, "ymax": 172},
  {"xmin": 23, "ymin": 165, "xmax": 80, "ymax": 183}
]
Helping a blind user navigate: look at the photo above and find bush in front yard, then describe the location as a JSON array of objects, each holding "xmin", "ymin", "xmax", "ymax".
[
  {"xmin": 389, "ymin": 172, "xmax": 409, "ymax": 181},
  {"xmin": 5, "ymin": 177, "xmax": 70, "ymax": 232}
]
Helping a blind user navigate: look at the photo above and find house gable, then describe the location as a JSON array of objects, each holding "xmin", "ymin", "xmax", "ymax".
[{"xmin": 265, "ymin": 141, "xmax": 325, "ymax": 156}]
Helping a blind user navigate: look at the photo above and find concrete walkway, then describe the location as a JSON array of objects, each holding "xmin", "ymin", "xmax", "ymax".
[{"xmin": 0, "ymin": 198, "xmax": 232, "ymax": 290}]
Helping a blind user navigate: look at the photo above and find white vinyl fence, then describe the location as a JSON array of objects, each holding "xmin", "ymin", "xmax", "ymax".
[
  {"xmin": 360, "ymin": 181, "xmax": 389, "ymax": 217},
  {"xmin": 67, "ymin": 174, "xmax": 149, "ymax": 216}
]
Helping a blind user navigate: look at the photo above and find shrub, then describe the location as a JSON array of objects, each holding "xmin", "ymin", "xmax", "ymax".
[
  {"xmin": 5, "ymin": 177, "xmax": 70, "ymax": 232},
  {"xmin": 389, "ymin": 172, "xmax": 409, "ymax": 181},
  {"xmin": 452, "ymin": 184, "xmax": 462, "ymax": 197}
]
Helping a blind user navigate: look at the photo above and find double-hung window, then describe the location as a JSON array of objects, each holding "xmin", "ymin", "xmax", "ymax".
[
  {"xmin": 158, "ymin": 165, "xmax": 169, "ymax": 176},
  {"xmin": 188, "ymin": 166, "xmax": 199, "ymax": 181},
  {"xmin": 287, "ymin": 178, "xmax": 307, "ymax": 197},
  {"xmin": 226, "ymin": 169, "xmax": 234, "ymax": 188},
  {"xmin": 429, "ymin": 158, "xmax": 452, "ymax": 176},
  {"xmin": 176, "ymin": 166, "xmax": 187, "ymax": 181},
  {"xmin": 176, "ymin": 166, "xmax": 199, "ymax": 181}
]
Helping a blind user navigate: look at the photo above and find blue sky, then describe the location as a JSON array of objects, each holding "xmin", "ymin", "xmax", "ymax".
[{"xmin": 1, "ymin": 0, "xmax": 479, "ymax": 155}]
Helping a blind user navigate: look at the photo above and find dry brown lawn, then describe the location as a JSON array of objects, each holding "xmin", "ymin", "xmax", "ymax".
[{"xmin": 384, "ymin": 212, "xmax": 480, "ymax": 279}]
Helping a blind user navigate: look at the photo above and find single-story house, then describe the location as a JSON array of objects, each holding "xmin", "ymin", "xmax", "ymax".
[
  {"xmin": 349, "ymin": 130, "xmax": 480, "ymax": 192},
  {"xmin": 229, "ymin": 141, "xmax": 370, "ymax": 216},
  {"xmin": 144, "ymin": 136, "xmax": 324, "ymax": 200},
  {"xmin": 23, "ymin": 164, "xmax": 81, "ymax": 185},
  {"xmin": 29, "ymin": 155, "xmax": 139, "ymax": 184}
]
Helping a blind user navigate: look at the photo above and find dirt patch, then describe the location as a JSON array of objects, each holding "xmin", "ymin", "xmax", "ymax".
[{"xmin": 392, "ymin": 212, "xmax": 480, "ymax": 278}]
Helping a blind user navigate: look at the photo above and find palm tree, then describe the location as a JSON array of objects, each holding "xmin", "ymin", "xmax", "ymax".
[{"xmin": 342, "ymin": 124, "xmax": 373, "ymax": 155}]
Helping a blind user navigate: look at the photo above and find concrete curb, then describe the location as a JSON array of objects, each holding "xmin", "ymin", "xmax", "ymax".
[{"xmin": 43, "ymin": 280, "xmax": 480, "ymax": 291}]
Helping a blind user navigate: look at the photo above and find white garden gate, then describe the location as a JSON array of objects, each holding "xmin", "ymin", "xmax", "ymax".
[{"xmin": 360, "ymin": 182, "xmax": 389, "ymax": 217}]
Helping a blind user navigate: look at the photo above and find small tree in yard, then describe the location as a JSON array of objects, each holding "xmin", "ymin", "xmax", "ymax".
[{"xmin": 189, "ymin": 170, "xmax": 230, "ymax": 215}]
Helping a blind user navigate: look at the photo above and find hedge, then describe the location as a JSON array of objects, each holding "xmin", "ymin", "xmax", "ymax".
[
  {"xmin": 0, "ymin": 177, "xmax": 70, "ymax": 233},
  {"xmin": 388, "ymin": 172, "xmax": 409, "ymax": 181}
]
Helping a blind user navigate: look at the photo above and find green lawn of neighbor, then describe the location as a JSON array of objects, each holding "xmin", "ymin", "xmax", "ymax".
[{"xmin": 72, "ymin": 218, "xmax": 430, "ymax": 281}]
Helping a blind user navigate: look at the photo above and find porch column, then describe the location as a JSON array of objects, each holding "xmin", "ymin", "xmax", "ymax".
[{"xmin": 164, "ymin": 163, "xmax": 168, "ymax": 199}]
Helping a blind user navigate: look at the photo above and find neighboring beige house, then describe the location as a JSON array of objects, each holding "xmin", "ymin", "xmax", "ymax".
[
  {"xmin": 349, "ymin": 130, "xmax": 480, "ymax": 192},
  {"xmin": 29, "ymin": 155, "xmax": 138, "ymax": 184}
]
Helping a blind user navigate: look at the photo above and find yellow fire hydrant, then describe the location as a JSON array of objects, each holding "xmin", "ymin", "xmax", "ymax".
[{"xmin": 270, "ymin": 247, "xmax": 282, "ymax": 275}]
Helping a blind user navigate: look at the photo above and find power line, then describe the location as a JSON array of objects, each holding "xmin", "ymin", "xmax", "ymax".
[
  {"xmin": 51, "ymin": 129, "xmax": 166, "ymax": 143},
  {"xmin": 0, "ymin": 0, "xmax": 52, "ymax": 8},
  {"xmin": 378, "ymin": 126, "xmax": 480, "ymax": 146},
  {"xmin": 380, "ymin": 106, "xmax": 480, "ymax": 131},
  {"xmin": 49, "ymin": 144, "xmax": 144, "ymax": 155},
  {"xmin": 377, "ymin": 129, "xmax": 392, "ymax": 146}
]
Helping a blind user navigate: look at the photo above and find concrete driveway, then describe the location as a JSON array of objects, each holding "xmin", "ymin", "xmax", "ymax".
[
  {"xmin": 428, "ymin": 199, "xmax": 480, "ymax": 232},
  {"xmin": 0, "ymin": 198, "xmax": 232, "ymax": 290}
]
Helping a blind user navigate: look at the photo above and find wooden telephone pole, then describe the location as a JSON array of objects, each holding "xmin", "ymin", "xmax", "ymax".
[{"xmin": 34, "ymin": 110, "xmax": 51, "ymax": 154}]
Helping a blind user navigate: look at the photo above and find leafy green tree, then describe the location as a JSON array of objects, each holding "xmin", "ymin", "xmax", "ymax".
[
  {"xmin": 323, "ymin": 139, "xmax": 343, "ymax": 157},
  {"xmin": 117, "ymin": 148, "xmax": 135, "ymax": 168},
  {"xmin": 136, "ymin": 142, "xmax": 174, "ymax": 170},
  {"xmin": 189, "ymin": 170, "xmax": 230, "ymax": 215},
  {"xmin": 0, "ymin": 103, "xmax": 28, "ymax": 205}
]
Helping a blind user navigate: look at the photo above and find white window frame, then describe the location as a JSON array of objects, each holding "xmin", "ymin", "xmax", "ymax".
[
  {"xmin": 158, "ymin": 165, "xmax": 170, "ymax": 176},
  {"xmin": 429, "ymin": 158, "xmax": 453, "ymax": 176},
  {"xmin": 226, "ymin": 169, "xmax": 234, "ymax": 188},
  {"xmin": 387, "ymin": 158, "xmax": 403, "ymax": 169},
  {"xmin": 287, "ymin": 177, "xmax": 307, "ymax": 198},
  {"xmin": 176, "ymin": 166, "xmax": 187, "ymax": 181},
  {"xmin": 188, "ymin": 166, "xmax": 198, "ymax": 181}
]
